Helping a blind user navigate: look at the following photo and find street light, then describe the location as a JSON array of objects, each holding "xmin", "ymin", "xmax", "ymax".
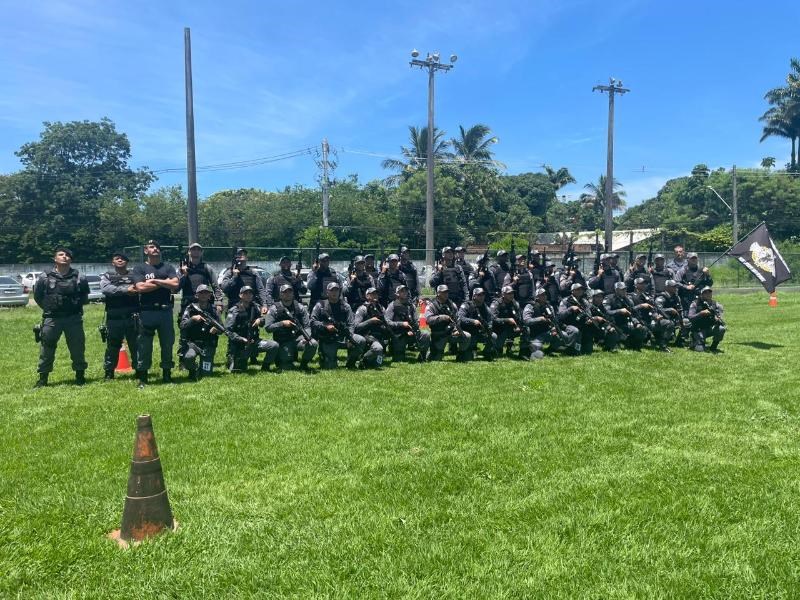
[
  {"xmin": 410, "ymin": 49, "xmax": 457, "ymax": 269},
  {"xmin": 706, "ymin": 185, "xmax": 739, "ymax": 243}
]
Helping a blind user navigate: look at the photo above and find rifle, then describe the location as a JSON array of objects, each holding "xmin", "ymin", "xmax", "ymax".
[
  {"xmin": 699, "ymin": 298, "xmax": 725, "ymax": 326},
  {"xmin": 588, "ymin": 300, "xmax": 619, "ymax": 337},
  {"xmin": 379, "ymin": 240, "xmax": 386, "ymax": 273},
  {"xmin": 510, "ymin": 238, "xmax": 517, "ymax": 276},
  {"xmin": 593, "ymin": 231, "xmax": 601, "ymax": 275},
  {"xmin": 348, "ymin": 252, "xmax": 357, "ymax": 276},
  {"xmin": 647, "ymin": 236, "xmax": 654, "ymax": 270},
  {"xmin": 295, "ymin": 250, "xmax": 303, "ymax": 277},
  {"xmin": 188, "ymin": 303, "xmax": 246, "ymax": 343},
  {"xmin": 321, "ymin": 306, "xmax": 357, "ymax": 344},
  {"xmin": 562, "ymin": 239, "xmax": 576, "ymax": 271},
  {"xmin": 366, "ymin": 301, "xmax": 392, "ymax": 338},
  {"xmin": 627, "ymin": 231, "xmax": 634, "ymax": 272},
  {"xmin": 543, "ymin": 303, "xmax": 569, "ymax": 345},
  {"xmin": 278, "ymin": 305, "xmax": 313, "ymax": 343},
  {"xmin": 178, "ymin": 244, "xmax": 187, "ymax": 272},
  {"xmin": 526, "ymin": 242, "xmax": 533, "ymax": 269}
]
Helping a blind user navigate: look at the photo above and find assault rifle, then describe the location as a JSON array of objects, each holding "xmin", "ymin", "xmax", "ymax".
[
  {"xmin": 187, "ymin": 303, "xmax": 247, "ymax": 343},
  {"xmin": 646, "ymin": 236, "xmax": 655, "ymax": 270},
  {"xmin": 543, "ymin": 303, "xmax": 569, "ymax": 345},
  {"xmin": 593, "ymin": 231, "xmax": 602, "ymax": 275},
  {"xmin": 295, "ymin": 251, "xmax": 303, "ymax": 277},
  {"xmin": 277, "ymin": 305, "xmax": 313, "ymax": 343},
  {"xmin": 509, "ymin": 238, "xmax": 517, "ymax": 276},
  {"xmin": 699, "ymin": 298, "xmax": 725, "ymax": 326}
]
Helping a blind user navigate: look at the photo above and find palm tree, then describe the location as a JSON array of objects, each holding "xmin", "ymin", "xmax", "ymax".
[
  {"xmin": 580, "ymin": 175, "xmax": 627, "ymax": 214},
  {"xmin": 451, "ymin": 124, "xmax": 501, "ymax": 166},
  {"xmin": 761, "ymin": 58, "xmax": 800, "ymax": 170},
  {"xmin": 761, "ymin": 156, "xmax": 776, "ymax": 170},
  {"xmin": 381, "ymin": 125, "xmax": 451, "ymax": 186},
  {"xmin": 543, "ymin": 165, "xmax": 576, "ymax": 190},
  {"xmin": 759, "ymin": 102, "xmax": 799, "ymax": 169}
]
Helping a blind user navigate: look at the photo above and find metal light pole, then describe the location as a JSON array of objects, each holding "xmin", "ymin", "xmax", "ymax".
[
  {"xmin": 410, "ymin": 50, "xmax": 457, "ymax": 268},
  {"xmin": 706, "ymin": 184, "xmax": 738, "ymax": 244},
  {"xmin": 184, "ymin": 27, "xmax": 199, "ymax": 244},
  {"xmin": 593, "ymin": 78, "xmax": 629, "ymax": 252}
]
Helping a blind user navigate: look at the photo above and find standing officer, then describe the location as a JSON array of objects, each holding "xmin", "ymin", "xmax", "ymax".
[
  {"xmin": 221, "ymin": 248, "xmax": 268, "ymax": 314},
  {"xmin": 398, "ymin": 246, "xmax": 420, "ymax": 304},
  {"xmin": 589, "ymin": 254, "xmax": 622, "ymax": 295},
  {"xmin": 490, "ymin": 285, "xmax": 528, "ymax": 359},
  {"xmin": 33, "ymin": 247, "xmax": 90, "ymax": 388},
  {"xmin": 678, "ymin": 253, "xmax": 712, "ymax": 311},
  {"xmin": 649, "ymin": 254, "xmax": 675, "ymax": 295},
  {"xmin": 99, "ymin": 250, "xmax": 139, "ymax": 380},
  {"xmin": 179, "ymin": 285, "xmax": 223, "ymax": 380},
  {"xmin": 430, "ymin": 246, "xmax": 469, "ymax": 307},
  {"xmin": 177, "ymin": 242, "xmax": 223, "ymax": 360},
  {"xmin": 666, "ymin": 245, "xmax": 688, "ymax": 281},
  {"xmin": 307, "ymin": 253, "xmax": 344, "ymax": 308},
  {"xmin": 603, "ymin": 282, "xmax": 649, "ymax": 350},
  {"xmin": 504, "ymin": 254, "xmax": 535, "ymax": 306},
  {"xmin": 131, "ymin": 240, "xmax": 180, "ymax": 387},
  {"xmin": 424, "ymin": 285, "xmax": 471, "ymax": 361},
  {"xmin": 488, "ymin": 250, "xmax": 511, "ymax": 298},
  {"xmin": 264, "ymin": 284, "xmax": 318, "ymax": 370},
  {"xmin": 344, "ymin": 255, "xmax": 374, "ymax": 311},
  {"xmin": 310, "ymin": 281, "xmax": 366, "ymax": 369},
  {"xmin": 376, "ymin": 253, "xmax": 407, "ymax": 307},
  {"xmin": 265, "ymin": 255, "xmax": 306, "ymax": 307},
  {"xmin": 455, "ymin": 246, "xmax": 474, "ymax": 282},
  {"xmin": 384, "ymin": 285, "xmax": 430, "ymax": 362},
  {"xmin": 625, "ymin": 253, "xmax": 649, "ymax": 292},
  {"xmin": 364, "ymin": 254, "xmax": 380, "ymax": 283},
  {"xmin": 688, "ymin": 287, "xmax": 726, "ymax": 352},
  {"xmin": 457, "ymin": 288, "xmax": 497, "ymax": 361},
  {"xmin": 226, "ymin": 286, "xmax": 279, "ymax": 372},
  {"xmin": 353, "ymin": 287, "xmax": 388, "ymax": 368}
]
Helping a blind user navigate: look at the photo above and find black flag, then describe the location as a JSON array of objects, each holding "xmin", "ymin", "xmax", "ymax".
[{"xmin": 727, "ymin": 223, "xmax": 791, "ymax": 293}]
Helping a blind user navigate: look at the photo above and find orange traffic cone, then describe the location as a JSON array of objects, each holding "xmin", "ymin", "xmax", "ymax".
[
  {"xmin": 115, "ymin": 343, "xmax": 133, "ymax": 373},
  {"xmin": 418, "ymin": 299, "xmax": 428, "ymax": 329},
  {"xmin": 769, "ymin": 292, "xmax": 778, "ymax": 307},
  {"xmin": 108, "ymin": 415, "xmax": 176, "ymax": 548}
]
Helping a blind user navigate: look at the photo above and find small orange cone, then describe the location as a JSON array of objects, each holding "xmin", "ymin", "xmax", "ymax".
[
  {"xmin": 418, "ymin": 299, "xmax": 428, "ymax": 329},
  {"xmin": 108, "ymin": 415, "xmax": 175, "ymax": 548},
  {"xmin": 769, "ymin": 292, "xmax": 778, "ymax": 307},
  {"xmin": 115, "ymin": 343, "xmax": 133, "ymax": 373}
]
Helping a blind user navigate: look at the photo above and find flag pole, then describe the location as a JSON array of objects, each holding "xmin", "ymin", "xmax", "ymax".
[{"xmin": 705, "ymin": 221, "xmax": 765, "ymax": 269}]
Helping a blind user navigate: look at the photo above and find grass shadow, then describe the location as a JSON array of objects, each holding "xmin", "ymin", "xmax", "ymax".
[{"xmin": 733, "ymin": 341, "xmax": 785, "ymax": 350}]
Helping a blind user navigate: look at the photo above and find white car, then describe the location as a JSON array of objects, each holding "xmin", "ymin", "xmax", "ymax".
[
  {"xmin": 0, "ymin": 276, "xmax": 29, "ymax": 307},
  {"xmin": 18, "ymin": 271, "xmax": 43, "ymax": 293}
]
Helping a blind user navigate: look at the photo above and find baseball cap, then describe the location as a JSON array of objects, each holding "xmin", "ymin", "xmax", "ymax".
[
  {"xmin": 195, "ymin": 284, "xmax": 212, "ymax": 294},
  {"xmin": 436, "ymin": 284, "xmax": 449, "ymax": 293},
  {"xmin": 326, "ymin": 281, "xmax": 341, "ymax": 291}
]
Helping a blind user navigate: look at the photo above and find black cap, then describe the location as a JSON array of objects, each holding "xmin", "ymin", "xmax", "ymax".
[
  {"xmin": 454, "ymin": 246, "xmax": 464, "ymax": 252},
  {"xmin": 145, "ymin": 240, "xmax": 161, "ymax": 250},
  {"xmin": 235, "ymin": 247, "xmax": 247, "ymax": 257},
  {"xmin": 188, "ymin": 242, "xmax": 203, "ymax": 250},
  {"xmin": 55, "ymin": 246, "xmax": 73, "ymax": 259},
  {"xmin": 279, "ymin": 255, "xmax": 291, "ymax": 263},
  {"xmin": 112, "ymin": 250, "xmax": 129, "ymax": 261}
]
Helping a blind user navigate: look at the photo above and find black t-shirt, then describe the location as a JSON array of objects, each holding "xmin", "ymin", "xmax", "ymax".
[{"xmin": 132, "ymin": 262, "xmax": 177, "ymax": 307}]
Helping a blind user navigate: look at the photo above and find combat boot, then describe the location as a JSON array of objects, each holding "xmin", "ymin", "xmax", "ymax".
[
  {"xmin": 162, "ymin": 369, "xmax": 172, "ymax": 383},
  {"xmin": 136, "ymin": 370, "xmax": 148, "ymax": 388},
  {"xmin": 75, "ymin": 370, "xmax": 86, "ymax": 385},
  {"xmin": 104, "ymin": 370, "xmax": 115, "ymax": 380},
  {"xmin": 33, "ymin": 374, "xmax": 48, "ymax": 389}
]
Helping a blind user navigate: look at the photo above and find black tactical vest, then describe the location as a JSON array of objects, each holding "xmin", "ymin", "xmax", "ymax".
[
  {"xmin": 41, "ymin": 270, "xmax": 83, "ymax": 316},
  {"xmin": 104, "ymin": 271, "xmax": 139, "ymax": 313},
  {"xmin": 182, "ymin": 263, "xmax": 213, "ymax": 300}
]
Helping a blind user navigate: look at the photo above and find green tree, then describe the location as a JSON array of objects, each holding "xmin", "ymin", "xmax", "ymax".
[
  {"xmin": 761, "ymin": 156, "xmax": 776, "ymax": 170},
  {"xmin": 542, "ymin": 165, "xmax": 576, "ymax": 191},
  {"xmin": 450, "ymin": 124, "xmax": 501, "ymax": 166},
  {"xmin": 381, "ymin": 126, "xmax": 452, "ymax": 186},
  {"xmin": 581, "ymin": 175, "xmax": 627, "ymax": 216}
]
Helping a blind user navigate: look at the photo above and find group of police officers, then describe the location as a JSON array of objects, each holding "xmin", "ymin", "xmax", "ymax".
[{"xmin": 31, "ymin": 241, "xmax": 726, "ymax": 388}]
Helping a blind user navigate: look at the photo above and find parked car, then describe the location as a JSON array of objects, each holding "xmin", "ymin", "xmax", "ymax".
[
  {"xmin": 18, "ymin": 271, "xmax": 43, "ymax": 293},
  {"xmin": 84, "ymin": 274, "xmax": 104, "ymax": 302},
  {"xmin": 0, "ymin": 276, "xmax": 30, "ymax": 307}
]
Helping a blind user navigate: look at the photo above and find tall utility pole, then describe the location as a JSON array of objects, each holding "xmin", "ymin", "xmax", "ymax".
[
  {"xmin": 732, "ymin": 164, "xmax": 738, "ymax": 244},
  {"xmin": 184, "ymin": 27, "xmax": 199, "ymax": 244},
  {"xmin": 321, "ymin": 138, "xmax": 330, "ymax": 227},
  {"xmin": 593, "ymin": 78, "xmax": 629, "ymax": 252},
  {"xmin": 410, "ymin": 50, "xmax": 457, "ymax": 268}
]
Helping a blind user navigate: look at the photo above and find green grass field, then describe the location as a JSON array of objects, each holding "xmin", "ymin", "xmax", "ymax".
[{"xmin": 1, "ymin": 293, "xmax": 798, "ymax": 598}]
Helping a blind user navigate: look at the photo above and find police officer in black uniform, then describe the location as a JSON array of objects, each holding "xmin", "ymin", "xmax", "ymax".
[
  {"xmin": 678, "ymin": 252, "xmax": 712, "ymax": 311},
  {"xmin": 649, "ymin": 254, "xmax": 675, "ymax": 295},
  {"xmin": 490, "ymin": 285, "xmax": 528, "ymax": 359},
  {"xmin": 100, "ymin": 250, "xmax": 139, "ymax": 380},
  {"xmin": 364, "ymin": 254, "xmax": 380, "ymax": 283},
  {"xmin": 688, "ymin": 287, "xmax": 726, "ymax": 352},
  {"xmin": 225, "ymin": 286, "xmax": 279, "ymax": 372},
  {"xmin": 131, "ymin": 240, "xmax": 180, "ymax": 387},
  {"xmin": 310, "ymin": 281, "xmax": 366, "ymax": 369},
  {"xmin": 424, "ymin": 285, "xmax": 471, "ymax": 361},
  {"xmin": 384, "ymin": 284, "xmax": 430, "ymax": 362},
  {"xmin": 455, "ymin": 246, "xmax": 474, "ymax": 282},
  {"xmin": 179, "ymin": 285, "xmax": 223, "ymax": 380},
  {"xmin": 625, "ymin": 253, "xmax": 649, "ymax": 292},
  {"xmin": 589, "ymin": 253, "xmax": 623, "ymax": 295},
  {"xmin": 264, "ymin": 284, "xmax": 318, "ymax": 370},
  {"xmin": 488, "ymin": 250, "xmax": 511, "ymax": 299},
  {"xmin": 457, "ymin": 287, "xmax": 497, "ymax": 361},
  {"xmin": 221, "ymin": 248, "xmax": 268, "ymax": 315},
  {"xmin": 523, "ymin": 286, "xmax": 576, "ymax": 358},
  {"xmin": 631, "ymin": 277, "xmax": 674, "ymax": 351},
  {"xmin": 603, "ymin": 282, "xmax": 648, "ymax": 350},
  {"xmin": 177, "ymin": 242, "xmax": 223, "ymax": 360},
  {"xmin": 504, "ymin": 254, "xmax": 535, "ymax": 306},
  {"xmin": 307, "ymin": 253, "xmax": 344, "ymax": 309},
  {"xmin": 33, "ymin": 247, "xmax": 90, "ymax": 387},
  {"xmin": 265, "ymin": 255, "xmax": 307, "ymax": 307},
  {"xmin": 377, "ymin": 253, "xmax": 407, "ymax": 307},
  {"xmin": 353, "ymin": 287, "xmax": 388, "ymax": 368},
  {"xmin": 344, "ymin": 255, "xmax": 374, "ymax": 311},
  {"xmin": 430, "ymin": 246, "xmax": 469, "ymax": 307},
  {"xmin": 656, "ymin": 279, "xmax": 689, "ymax": 347},
  {"xmin": 586, "ymin": 288, "xmax": 621, "ymax": 352},
  {"xmin": 557, "ymin": 282, "xmax": 592, "ymax": 354},
  {"xmin": 398, "ymin": 246, "xmax": 420, "ymax": 304}
]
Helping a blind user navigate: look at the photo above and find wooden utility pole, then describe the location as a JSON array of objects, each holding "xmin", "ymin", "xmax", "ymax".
[
  {"xmin": 184, "ymin": 27, "xmax": 199, "ymax": 244},
  {"xmin": 593, "ymin": 78, "xmax": 629, "ymax": 251}
]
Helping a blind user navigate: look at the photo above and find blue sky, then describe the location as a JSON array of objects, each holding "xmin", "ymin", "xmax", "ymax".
[{"xmin": 1, "ymin": 0, "xmax": 798, "ymax": 207}]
